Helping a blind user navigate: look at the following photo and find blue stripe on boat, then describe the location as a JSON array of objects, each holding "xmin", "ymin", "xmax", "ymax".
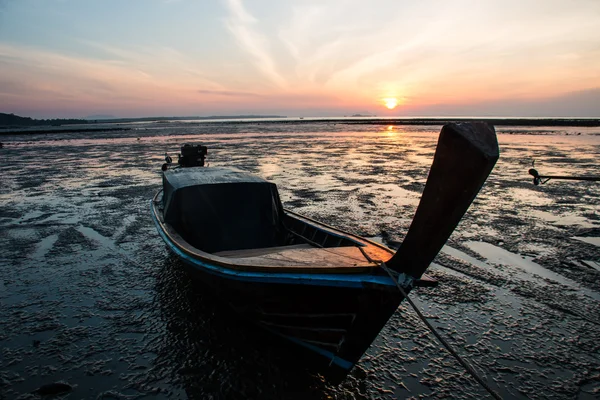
[{"xmin": 151, "ymin": 202, "xmax": 397, "ymax": 288}]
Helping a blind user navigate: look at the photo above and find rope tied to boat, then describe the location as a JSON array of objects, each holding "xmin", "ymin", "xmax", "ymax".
[{"xmin": 379, "ymin": 262, "xmax": 503, "ymax": 400}]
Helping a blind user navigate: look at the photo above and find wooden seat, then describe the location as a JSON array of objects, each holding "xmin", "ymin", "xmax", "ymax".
[{"xmin": 213, "ymin": 244, "xmax": 313, "ymax": 258}]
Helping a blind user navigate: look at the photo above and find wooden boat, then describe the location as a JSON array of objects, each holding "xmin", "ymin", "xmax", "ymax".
[{"xmin": 151, "ymin": 123, "xmax": 499, "ymax": 380}]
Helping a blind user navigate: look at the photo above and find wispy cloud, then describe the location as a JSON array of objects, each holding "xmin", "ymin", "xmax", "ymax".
[
  {"xmin": 0, "ymin": 43, "xmax": 213, "ymax": 116},
  {"xmin": 77, "ymin": 40, "xmax": 220, "ymax": 87},
  {"xmin": 223, "ymin": 0, "xmax": 287, "ymax": 88},
  {"xmin": 0, "ymin": 44, "xmax": 152, "ymax": 100},
  {"xmin": 198, "ymin": 89, "xmax": 260, "ymax": 97}
]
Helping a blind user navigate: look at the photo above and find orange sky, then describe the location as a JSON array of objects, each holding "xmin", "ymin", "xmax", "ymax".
[{"xmin": 0, "ymin": 0, "xmax": 599, "ymax": 118}]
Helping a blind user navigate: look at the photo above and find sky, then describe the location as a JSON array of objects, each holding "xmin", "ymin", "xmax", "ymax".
[{"xmin": 0, "ymin": 0, "xmax": 599, "ymax": 118}]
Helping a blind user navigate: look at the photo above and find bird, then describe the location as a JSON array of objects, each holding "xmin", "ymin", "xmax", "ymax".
[{"xmin": 165, "ymin": 153, "xmax": 172, "ymax": 164}]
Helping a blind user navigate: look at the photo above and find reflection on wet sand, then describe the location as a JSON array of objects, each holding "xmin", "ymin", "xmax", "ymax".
[{"xmin": 0, "ymin": 122, "xmax": 598, "ymax": 398}]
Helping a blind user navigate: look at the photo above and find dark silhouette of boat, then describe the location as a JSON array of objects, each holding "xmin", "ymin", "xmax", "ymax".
[{"xmin": 151, "ymin": 123, "xmax": 499, "ymax": 380}]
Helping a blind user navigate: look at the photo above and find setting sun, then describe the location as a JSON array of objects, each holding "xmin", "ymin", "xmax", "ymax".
[{"xmin": 383, "ymin": 98, "xmax": 398, "ymax": 110}]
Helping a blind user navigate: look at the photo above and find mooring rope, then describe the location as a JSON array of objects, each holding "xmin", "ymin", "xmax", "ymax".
[{"xmin": 380, "ymin": 262, "xmax": 503, "ymax": 400}]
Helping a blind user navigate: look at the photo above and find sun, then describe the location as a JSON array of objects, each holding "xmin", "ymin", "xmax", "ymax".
[{"xmin": 383, "ymin": 98, "xmax": 398, "ymax": 110}]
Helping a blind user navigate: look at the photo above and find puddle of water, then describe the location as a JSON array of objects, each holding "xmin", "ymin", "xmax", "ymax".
[
  {"xmin": 465, "ymin": 241, "xmax": 555, "ymax": 279},
  {"xmin": 311, "ymin": 174, "xmax": 341, "ymax": 189},
  {"xmin": 365, "ymin": 184, "xmax": 420, "ymax": 207},
  {"xmin": 464, "ymin": 241, "xmax": 600, "ymax": 301},
  {"xmin": 518, "ymin": 242, "xmax": 557, "ymax": 258},
  {"xmin": 366, "ymin": 236, "xmax": 385, "ymax": 245},
  {"xmin": 41, "ymin": 214, "xmax": 81, "ymax": 225},
  {"xmin": 259, "ymin": 163, "xmax": 282, "ymax": 177},
  {"xmin": 31, "ymin": 234, "xmax": 60, "ymax": 260},
  {"xmin": 459, "ymin": 223, "xmax": 500, "ymax": 239},
  {"xmin": 529, "ymin": 210, "xmax": 598, "ymax": 228},
  {"xmin": 572, "ymin": 236, "xmax": 600, "ymax": 247},
  {"xmin": 7, "ymin": 228, "xmax": 38, "ymax": 240},
  {"xmin": 581, "ymin": 260, "xmax": 600, "ymax": 272},
  {"xmin": 77, "ymin": 226, "xmax": 117, "ymax": 251},
  {"xmin": 441, "ymin": 245, "xmax": 492, "ymax": 271},
  {"xmin": 10, "ymin": 211, "xmax": 46, "ymax": 225},
  {"xmin": 509, "ymin": 188, "xmax": 554, "ymax": 206},
  {"xmin": 111, "ymin": 216, "xmax": 137, "ymax": 241}
]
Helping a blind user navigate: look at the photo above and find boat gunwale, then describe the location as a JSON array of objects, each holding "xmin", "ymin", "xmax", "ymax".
[
  {"xmin": 151, "ymin": 190, "xmax": 406, "ymax": 287},
  {"xmin": 283, "ymin": 208, "xmax": 396, "ymax": 255}
]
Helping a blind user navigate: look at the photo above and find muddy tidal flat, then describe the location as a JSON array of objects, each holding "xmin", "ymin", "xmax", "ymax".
[{"xmin": 1, "ymin": 121, "xmax": 599, "ymax": 399}]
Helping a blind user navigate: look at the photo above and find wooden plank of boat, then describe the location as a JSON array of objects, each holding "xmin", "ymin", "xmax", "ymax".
[
  {"xmin": 213, "ymin": 243, "xmax": 313, "ymax": 257},
  {"xmin": 214, "ymin": 243, "xmax": 393, "ymax": 266}
]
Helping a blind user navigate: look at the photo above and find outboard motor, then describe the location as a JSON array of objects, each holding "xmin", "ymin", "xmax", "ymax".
[
  {"xmin": 162, "ymin": 144, "xmax": 208, "ymax": 171},
  {"xmin": 178, "ymin": 144, "xmax": 208, "ymax": 167}
]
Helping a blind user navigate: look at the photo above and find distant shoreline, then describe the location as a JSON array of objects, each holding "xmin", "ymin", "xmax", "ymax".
[
  {"xmin": 211, "ymin": 117, "xmax": 600, "ymax": 127},
  {"xmin": 0, "ymin": 112, "xmax": 287, "ymax": 131},
  {"xmin": 87, "ymin": 115, "xmax": 287, "ymax": 123},
  {"xmin": 1, "ymin": 117, "xmax": 599, "ymax": 136},
  {"xmin": 83, "ymin": 116, "xmax": 600, "ymax": 127},
  {"xmin": 0, "ymin": 127, "xmax": 131, "ymax": 135},
  {"xmin": 339, "ymin": 117, "xmax": 600, "ymax": 127}
]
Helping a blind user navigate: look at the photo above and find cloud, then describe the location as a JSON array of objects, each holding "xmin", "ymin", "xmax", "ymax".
[
  {"xmin": 198, "ymin": 89, "xmax": 260, "ymax": 97},
  {"xmin": 77, "ymin": 40, "xmax": 219, "ymax": 87},
  {"xmin": 399, "ymin": 88, "xmax": 600, "ymax": 118},
  {"xmin": 492, "ymin": 88, "xmax": 600, "ymax": 118},
  {"xmin": 0, "ymin": 43, "xmax": 191, "ymax": 108},
  {"xmin": 223, "ymin": 0, "xmax": 286, "ymax": 88}
]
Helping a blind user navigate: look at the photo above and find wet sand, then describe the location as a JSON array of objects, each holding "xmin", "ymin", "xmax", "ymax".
[{"xmin": 1, "ymin": 122, "xmax": 599, "ymax": 399}]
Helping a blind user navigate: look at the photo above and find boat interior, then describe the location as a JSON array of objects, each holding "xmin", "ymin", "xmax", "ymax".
[
  {"xmin": 162, "ymin": 178, "xmax": 363, "ymax": 250},
  {"xmin": 157, "ymin": 167, "xmax": 396, "ymax": 269},
  {"xmin": 155, "ymin": 185, "xmax": 392, "ymax": 269},
  {"xmin": 212, "ymin": 212, "xmax": 363, "ymax": 257},
  {"xmin": 163, "ymin": 188, "xmax": 372, "ymax": 254}
]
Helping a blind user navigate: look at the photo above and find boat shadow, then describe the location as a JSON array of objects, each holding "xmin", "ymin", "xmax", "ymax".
[{"xmin": 153, "ymin": 254, "xmax": 362, "ymax": 399}]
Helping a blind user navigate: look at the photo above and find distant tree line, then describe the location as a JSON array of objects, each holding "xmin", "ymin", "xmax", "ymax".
[{"xmin": 0, "ymin": 113, "xmax": 87, "ymax": 127}]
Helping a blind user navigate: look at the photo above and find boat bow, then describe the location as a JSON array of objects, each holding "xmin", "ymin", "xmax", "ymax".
[{"xmin": 386, "ymin": 122, "xmax": 500, "ymax": 278}]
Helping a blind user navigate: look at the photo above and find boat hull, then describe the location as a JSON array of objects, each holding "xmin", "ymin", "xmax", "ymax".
[
  {"xmin": 150, "ymin": 122, "xmax": 500, "ymax": 381},
  {"xmin": 182, "ymin": 260, "xmax": 403, "ymax": 372},
  {"xmin": 150, "ymin": 198, "xmax": 406, "ymax": 378}
]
